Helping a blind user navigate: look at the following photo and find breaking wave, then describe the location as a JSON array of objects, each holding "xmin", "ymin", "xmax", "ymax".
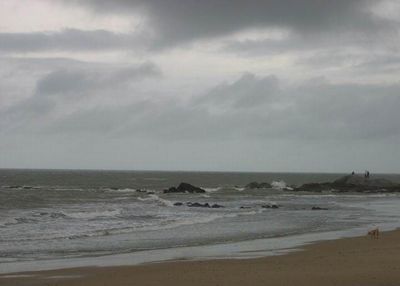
[{"xmin": 137, "ymin": 194, "xmax": 175, "ymax": 207}]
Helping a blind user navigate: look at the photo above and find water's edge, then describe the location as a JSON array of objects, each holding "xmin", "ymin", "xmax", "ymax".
[{"xmin": 1, "ymin": 222, "xmax": 398, "ymax": 274}]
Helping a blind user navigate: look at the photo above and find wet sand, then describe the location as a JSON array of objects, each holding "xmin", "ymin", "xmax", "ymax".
[{"xmin": 1, "ymin": 229, "xmax": 400, "ymax": 286}]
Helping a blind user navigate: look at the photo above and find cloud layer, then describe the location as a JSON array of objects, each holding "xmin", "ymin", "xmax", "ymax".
[{"xmin": 0, "ymin": 0, "xmax": 400, "ymax": 171}]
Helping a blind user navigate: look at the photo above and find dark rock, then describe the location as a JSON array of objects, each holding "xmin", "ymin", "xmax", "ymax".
[
  {"xmin": 262, "ymin": 204, "xmax": 279, "ymax": 209},
  {"xmin": 332, "ymin": 175, "xmax": 395, "ymax": 188},
  {"xmin": 211, "ymin": 204, "xmax": 224, "ymax": 208},
  {"xmin": 311, "ymin": 206, "xmax": 328, "ymax": 210},
  {"xmin": 173, "ymin": 202, "xmax": 184, "ymax": 206},
  {"xmin": 185, "ymin": 202, "xmax": 224, "ymax": 208},
  {"xmin": 293, "ymin": 174, "xmax": 400, "ymax": 193},
  {"xmin": 164, "ymin": 187, "xmax": 178, "ymax": 193},
  {"xmin": 163, "ymin": 183, "xmax": 206, "ymax": 194},
  {"xmin": 245, "ymin": 182, "xmax": 272, "ymax": 189},
  {"xmin": 187, "ymin": 202, "xmax": 210, "ymax": 208},
  {"xmin": 9, "ymin": 185, "xmax": 22, "ymax": 189},
  {"xmin": 240, "ymin": 206, "xmax": 252, "ymax": 209},
  {"xmin": 177, "ymin": 183, "xmax": 206, "ymax": 193}
]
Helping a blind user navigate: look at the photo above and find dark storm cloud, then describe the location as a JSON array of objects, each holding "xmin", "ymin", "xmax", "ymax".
[
  {"xmin": 1, "ymin": 1, "xmax": 395, "ymax": 53},
  {"xmin": 64, "ymin": 0, "xmax": 378, "ymax": 47}
]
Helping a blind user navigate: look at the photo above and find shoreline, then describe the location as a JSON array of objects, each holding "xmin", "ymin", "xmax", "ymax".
[{"xmin": 2, "ymin": 228, "xmax": 400, "ymax": 286}]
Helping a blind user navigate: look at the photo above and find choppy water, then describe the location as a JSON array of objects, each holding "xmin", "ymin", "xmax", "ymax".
[{"xmin": 1, "ymin": 169, "xmax": 400, "ymax": 268}]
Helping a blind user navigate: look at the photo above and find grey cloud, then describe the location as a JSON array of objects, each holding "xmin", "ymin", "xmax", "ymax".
[
  {"xmin": 0, "ymin": 61, "xmax": 161, "ymax": 133},
  {"xmin": 223, "ymin": 35, "xmax": 345, "ymax": 57},
  {"xmin": 10, "ymin": 73, "xmax": 400, "ymax": 142},
  {"xmin": 352, "ymin": 54, "xmax": 400, "ymax": 73},
  {"xmin": 36, "ymin": 69, "xmax": 88, "ymax": 96},
  {"xmin": 35, "ymin": 62, "xmax": 161, "ymax": 96},
  {"xmin": 196, "ymin": 73, "xmax": 279, "ymax": 109},
  {"xmin": 128, "ymin": 77, "xmax": 400, "ymax": 141},
  {"xmin": 0, "ymin": 29, "xmax": 147, "ymax": 52},
  {"xmin": 3, "ymin": 70, "xmax": 400, "ymax": 171}
]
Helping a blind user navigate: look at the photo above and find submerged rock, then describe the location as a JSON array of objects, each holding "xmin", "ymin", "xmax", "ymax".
[
  {"xmin": 9, "ymin": 185, "xmax": 22, "ymax": 189},
  {"xmin": 294, "ymin": 174, "xmax": 400, "ymax": 193},
  {"xmin": 311, "ymin": 206, "xmax": 328, "ymax": 210},
  {"xmin": 163, "ymin": 183, "xmax": 206, "ymax": 194}
]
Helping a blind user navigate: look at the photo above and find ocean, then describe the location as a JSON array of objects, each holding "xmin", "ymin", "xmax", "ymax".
[{"xmin": 1, "ymin": 169, "xmax": 400, "ymax": 272}]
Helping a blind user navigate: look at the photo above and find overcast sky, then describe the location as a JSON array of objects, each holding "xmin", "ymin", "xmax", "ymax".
[{"xmin": 1, "ymin": 0, "xmax": 400, "ymax": 172}]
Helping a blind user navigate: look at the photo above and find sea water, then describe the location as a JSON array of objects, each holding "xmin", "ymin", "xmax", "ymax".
[{"xmin": 1, "ymin": 169, "xmax": 400, "ymax": 272}]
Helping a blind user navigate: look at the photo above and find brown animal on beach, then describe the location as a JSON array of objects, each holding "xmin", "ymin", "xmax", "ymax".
[{"xmin": 367, "ymin": 228, "xmax": 379, "ymax": 239}]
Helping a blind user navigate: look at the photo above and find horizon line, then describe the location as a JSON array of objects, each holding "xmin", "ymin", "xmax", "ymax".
[{"xmin": 0, "ymin": 167, "xmax": 397, "ymax": 175}]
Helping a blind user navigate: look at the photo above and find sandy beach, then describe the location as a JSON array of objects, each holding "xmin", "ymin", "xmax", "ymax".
[{"xmin": 1, "ymin": 229, "xmax": 400, "ymax": 286}]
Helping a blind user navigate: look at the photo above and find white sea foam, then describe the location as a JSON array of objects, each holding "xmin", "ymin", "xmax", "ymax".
[
  {"xmin": 107, "ymin": 188, "xmax": 137, "ymax": 193},
  {"xmin": 203, "ymin": 187, "xmax": 221, "ymax": 193},
  {"xmin": 271, "ymin": 180, "xmax": 293, "ymax": 190},
  {"xmin": 64, "ymin": 209, "xmax": 121, "ymax": 219},
  {"xmin": 140, "ymin": 209, "xmax": 266, "ymax": 232},
  {"xmin": 0, "ymin": 217, "xmax": 18, "ymax": 227}
]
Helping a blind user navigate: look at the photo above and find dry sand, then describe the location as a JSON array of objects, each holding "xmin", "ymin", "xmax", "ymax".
[{"xmin": 2, "ymin": 229, "xmax": 400, "ymax": 286}]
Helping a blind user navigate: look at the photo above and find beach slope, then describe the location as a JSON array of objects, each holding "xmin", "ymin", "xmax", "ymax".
[{"xmin": 2, "ymin": 229, "xmax": 400, "ymax": 286}]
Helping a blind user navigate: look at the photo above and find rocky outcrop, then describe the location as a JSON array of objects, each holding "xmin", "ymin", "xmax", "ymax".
[
  {"xmin": 245, "ymin": 182, "xmax": 272, "ymax": 189},
  {"xmin": 294, "ymin": 175, "xmax": 400, "ymax": 193},
  {"xmin": 163, "ymin": 183, "xmax": 206, "ymax": 194}
]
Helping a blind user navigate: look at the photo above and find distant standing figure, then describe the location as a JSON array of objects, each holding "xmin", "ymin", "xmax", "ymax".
[
  {"xmin": 351, "ymin": 171, "xmax": 355, "ymax": 175},
  {"xmin": 367, "ymin": 227, "xmax": 379, "ymax": 239},
  {"xmin": 364, "ymin": 170, "xmax": 370, "ymax": 178}
]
